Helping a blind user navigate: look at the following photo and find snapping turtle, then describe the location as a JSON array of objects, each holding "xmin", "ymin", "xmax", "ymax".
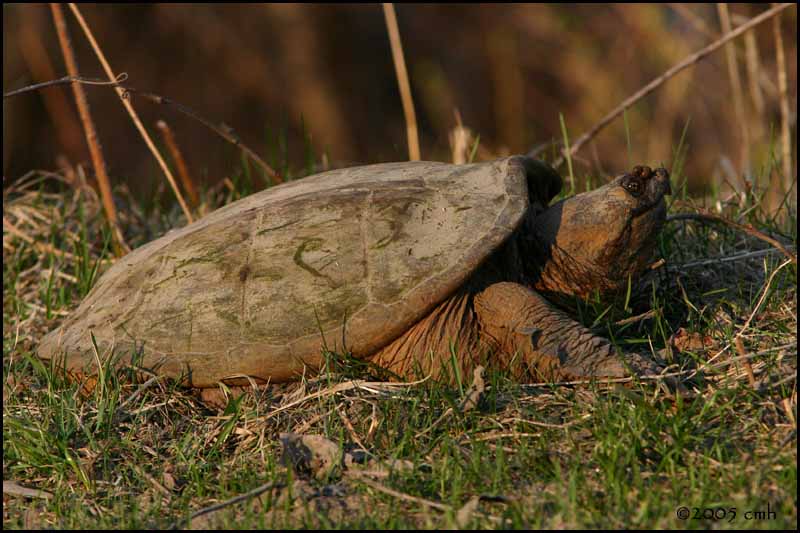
[{"xmin": 38, "ymin": 157, "xmax": 671, "ymax": 387}]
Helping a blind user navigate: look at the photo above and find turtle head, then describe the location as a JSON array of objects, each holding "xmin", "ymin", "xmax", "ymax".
[{"xmin": 529, "ymin": 165, "xmax": 671, "ymax": 300}]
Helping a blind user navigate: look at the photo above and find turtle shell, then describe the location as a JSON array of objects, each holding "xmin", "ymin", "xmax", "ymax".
[{"xmin": 38, "ymin": 156, "xmax": 543, "ymax": 386}]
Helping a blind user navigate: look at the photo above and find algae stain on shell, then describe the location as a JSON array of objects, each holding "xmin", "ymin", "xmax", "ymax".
[{"xmin": 293, "ymin": 237, "xmax": 341, "ymax": 288}]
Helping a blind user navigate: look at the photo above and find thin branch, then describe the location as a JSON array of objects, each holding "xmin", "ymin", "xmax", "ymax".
[
  {"xmin": 354, "ymin": 473, "xmax": 450, "ymax": 511},
  {"xmin": 49, "ymin": 4, "xmax": 129, "ymax": 255},
  {"xmin": 550, "ymin": 3, "xmax": 794, "ymax": 168},
  {"xmin": 118, "ymin": 375, "xmax": 164, "ymax": 411},
  {"xmin": 3, "ymin": 74, "xmax": 126, "ymax": 98},
  {"xmin": 667, "ymin": 210, "xmax": 797, "ymax": 263},
  {"xmin": 357, "ymin": 468, "xmax": 507, "ymax": 526},
  {"xmin": 383, "ymin": 3, "xmax": 421, "ymax": 161},
  {"xmin": 667, "ymin": 247, "xmax": 794, "ymax": 270},
  {"xmin": 704, "ymin": 343, "xmax": 795, "ymax": 373},
  {"xmin": 256, "ymin": 376, "xmax": 427, "ymax": 423},
  {"xmin": 171, "ymin": 481, "xmax": 285, "ymax": 530},
  {"xmin": 668, "ymin": 3, "xmax": 715, "ymax": 39},
  {"xmin": 125, "ymin": 86, "xmax": 282, "ymax": 184},
  {"xmin": 4, "ymin": 74, "xmax": 283, "ymax": 185},
  {"xmin": 66, "ymin": 3, "xmax": 194, "ymax": 224}
]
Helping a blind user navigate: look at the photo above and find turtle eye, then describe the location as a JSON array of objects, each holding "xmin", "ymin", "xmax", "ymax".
[{"xmin": 623, "ymin": 178, "xmax": 642, "ymax": 197}]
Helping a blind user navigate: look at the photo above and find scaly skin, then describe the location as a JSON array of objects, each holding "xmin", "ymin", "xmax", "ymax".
[{"xmin": 371, "ymin": 164, "xmax": 671, "ymax": 381}]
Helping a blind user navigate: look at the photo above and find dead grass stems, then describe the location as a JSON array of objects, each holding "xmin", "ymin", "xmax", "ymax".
[
  {"xmin": 448, "ymin": 110, "xmax": 472, "ymax": 165},
  {"xmin": 550, "ymin": 3, "xmax": 794, "ymax": 168},
  {"xmin": 733, "ymin": 257, "xmax": 794, "ymax": 340},
  {"xmin": 772, "ymin": 4, "xmax": 794, "ymax": 194},
  {"xmin": 741, "ymin": 13, "xmax": 766, "ymax": 118},
  {"xmin": 668, "ymin": 247, "xmax": 794, "ymax": 270},
  {"xmin": 66, "ymin": 3, "xmax": 194, "ymax": 224},
  {"xmin": 253, "ymin": 376, "xmax": 428, "ymax": 424},
  {"xmin": 156, "ymin": 120, "xmax": 199, "ymax": 209},
  {"xmin": 383, "ymin": 3, "xmax": 421, "ymax": 161},
  {"xmin": 49, "ymin": 3, "xmax": 128, "ymax": 256},
  {"xmin": 3, "ymin": 74, "xmax": 283, "ymax": 186},
  {"xmin": 667, "ymin": 210, "xmax": 797, "ymax": 264},
  {"xmin": 716, "ymin": 3, "xmax": 751, "ymax": 175}
]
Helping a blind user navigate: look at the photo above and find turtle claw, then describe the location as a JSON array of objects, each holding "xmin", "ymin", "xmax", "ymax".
[
  {"xmin": 569, "ymin": 352, "xmax": 691, "ymax": 397},
  {"xmin": 560, "ymin": 351, "xmax": 663, "ymax": 381}
]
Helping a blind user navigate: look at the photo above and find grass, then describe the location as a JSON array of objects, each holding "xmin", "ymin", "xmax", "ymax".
[{"xmin": 2, "ymin": 156, "xmax": 797, "ymax": 529}]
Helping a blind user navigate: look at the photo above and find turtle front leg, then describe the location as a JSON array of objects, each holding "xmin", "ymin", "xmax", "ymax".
[{"xmin": 473, "ymin": 282, "xmax": 661, "ymax": 381}]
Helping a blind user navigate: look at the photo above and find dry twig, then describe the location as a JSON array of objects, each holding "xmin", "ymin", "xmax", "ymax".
[
  {"xmin": 354, "ymin": 474, "xmax": 449, "ymax": 511},
  {"xmin": 3, "ymin": 74, "xmax": 125, "ymax": 99},
  {"xmin": 353, "ymin": 474, "xmax": 503, "ymax": 525},
  {"xmin": 156, "ymin": 120, "xmax": 199, "ymax": 208},
  {"xmin": 259, "ymin": 378, "xmax": 426, "ymax": 423},
  {"xmin": 3, "ymin": 480, "xmax": 53, "ymax": 500},
  {"xmin": 173, "ymin": 481, "xmax": 285, "ymax": 530}
]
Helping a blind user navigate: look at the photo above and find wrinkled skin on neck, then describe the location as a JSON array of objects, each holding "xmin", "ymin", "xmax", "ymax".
[{"xmin": 525, "ymin": 166, "xmax": 671, "ymax": 300}]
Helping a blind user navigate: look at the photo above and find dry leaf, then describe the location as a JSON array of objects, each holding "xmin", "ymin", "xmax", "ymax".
[
  {"xmin": 162, "ymin": 472, "xmax": 176, "ymax": 491},
  {"xmin": 458, "ymin": 365, "xmax": 485, "ymax": 413},
  {"xmin": 670, "ymin": 328, "xmax": 714, "ymax": 353},
  {"xmin": 455, "ymin": 495, "xmax": 480, "ymax": 528},
  {"xmin": 279, "ymin": 433, "xmax": 341, "ymax": 480}
]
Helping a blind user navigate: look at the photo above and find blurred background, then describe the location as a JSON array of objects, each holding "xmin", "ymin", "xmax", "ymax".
[{"xmin": 3, "ymin": 3, "xmax": 797, "ymax": 201}]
